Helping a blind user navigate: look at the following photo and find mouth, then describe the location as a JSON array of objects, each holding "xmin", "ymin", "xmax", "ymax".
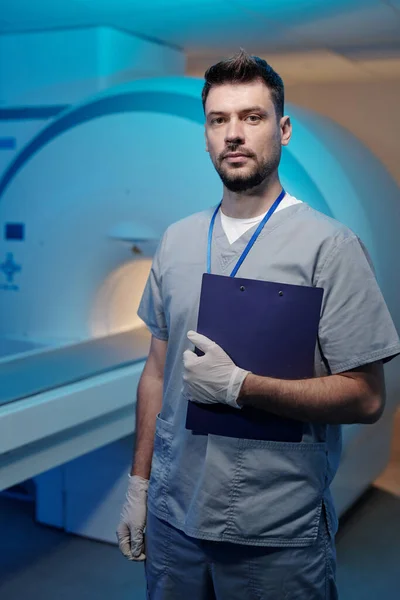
[
  {"xmin": 224, "ymin": 152, "xmax": 250, "ymax": 158},
  {"xmin": 223, "ymin": 153, "xmax": 251, "ymax": 163}
]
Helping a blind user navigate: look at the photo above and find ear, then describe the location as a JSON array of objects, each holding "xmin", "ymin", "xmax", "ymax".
[{"xmin": 280, "ymin": 116, "xmax": 292, "ymax": 147}]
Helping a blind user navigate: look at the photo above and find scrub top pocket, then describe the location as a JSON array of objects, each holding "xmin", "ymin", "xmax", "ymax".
[{"xmin": 222, "ymin": 438, "xmax": 328, "ymax": 546}]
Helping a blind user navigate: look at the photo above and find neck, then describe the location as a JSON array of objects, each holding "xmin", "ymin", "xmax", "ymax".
[{"xmin": 220, "ymin": 174, "xmax": 284, "ymax": 219}]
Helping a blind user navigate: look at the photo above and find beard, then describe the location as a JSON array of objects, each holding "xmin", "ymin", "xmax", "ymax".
[{"xmin": 213, "ymin": 145, "xmax": 281, "ymax": 193}]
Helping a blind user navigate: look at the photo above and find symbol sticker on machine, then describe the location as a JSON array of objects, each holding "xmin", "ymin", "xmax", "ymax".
[{"xmin": 0, "ymin": 252, "xmax": 21, "ymax": 291}]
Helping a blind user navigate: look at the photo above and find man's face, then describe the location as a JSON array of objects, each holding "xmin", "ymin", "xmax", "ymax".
[{"xmin": 204, "ymin": 80, "xmax": 291, "ymax": 192}]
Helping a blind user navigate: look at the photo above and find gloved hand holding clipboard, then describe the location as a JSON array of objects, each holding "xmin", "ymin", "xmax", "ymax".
[{"xmin": 185, "ymin": 272, "xmax": 324, "ymax": 442}]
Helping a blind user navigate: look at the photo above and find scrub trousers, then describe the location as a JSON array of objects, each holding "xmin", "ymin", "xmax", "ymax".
[{"xmin": 144, "ymin": 508, "xmax": 338, "ymax": 600}]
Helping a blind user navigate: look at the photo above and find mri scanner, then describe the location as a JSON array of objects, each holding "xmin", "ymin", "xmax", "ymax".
[{"xmin": 0, "ymin": 76, "xmax": 399, "ymax": 542}]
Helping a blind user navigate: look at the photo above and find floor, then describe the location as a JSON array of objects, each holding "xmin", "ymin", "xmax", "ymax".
[{"xmin": 1, "ymin": 410, "xmax": 399, "ymax": 600}]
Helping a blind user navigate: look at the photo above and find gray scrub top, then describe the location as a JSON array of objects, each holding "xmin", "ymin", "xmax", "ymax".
[{"xmin": 137, "ymin": 201, "xmax": 400, "ymax": 547}]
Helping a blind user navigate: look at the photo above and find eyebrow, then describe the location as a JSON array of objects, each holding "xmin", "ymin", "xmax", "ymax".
[{"xmin": 207, "ymin": 106, "xmax": 268, "ymax": 119}]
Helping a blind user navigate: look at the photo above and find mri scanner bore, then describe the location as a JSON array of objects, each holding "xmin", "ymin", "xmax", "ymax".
[{"xmin": 0, "ymin": 51, "xmax": 399, "ymax": 600}]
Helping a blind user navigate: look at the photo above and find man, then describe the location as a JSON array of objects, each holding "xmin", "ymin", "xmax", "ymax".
[{"xmin": 117, "ymin": 50, "xmax": 400, "ymax": 599}]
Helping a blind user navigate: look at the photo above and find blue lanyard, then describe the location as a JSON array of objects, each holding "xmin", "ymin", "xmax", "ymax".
[{"xmin": 207, "ymin": 188, "xmax": 286, "ymax": 277}]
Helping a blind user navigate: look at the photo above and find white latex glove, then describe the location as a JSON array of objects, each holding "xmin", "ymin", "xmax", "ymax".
[
  {"xmin": 182, "ymin": 330, "xmax": 250, "ymax": 409},
  {"xmin": 116, "ymin": 474, "xmax": 149, "ymax": 561}
]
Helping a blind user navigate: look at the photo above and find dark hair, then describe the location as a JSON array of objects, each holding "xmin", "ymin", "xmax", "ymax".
[{"xmin": 202, "ymin": 49, "xmax": 284, "ymax": 120}]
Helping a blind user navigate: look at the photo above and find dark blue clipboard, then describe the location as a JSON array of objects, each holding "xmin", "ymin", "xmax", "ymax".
[{"xmin": 185, "ymin": 273, "xmax": 324, "ymax": 442}]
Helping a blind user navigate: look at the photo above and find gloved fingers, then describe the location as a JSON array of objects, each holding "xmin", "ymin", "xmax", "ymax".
[
  {"xmin": 181, "ymin": 382, "xmax": 191, "ymax": 401},
  {"xmin": 183, "ymin": 349, "xmax": 199, "ymax": 371},
  {"xmin": 182, "ymin": 381, "xmax": 195, "ymax": 401},
  {"xmin": 131, "ymin": 528, "xmax": 146, "ymax": 560},
  {"xmin": 130, "ymin": 531, "xmax": 146, "ymax": 561},
  {"xmin": 129, "ymin": 551, "xmax": 146, "ymax": 562},
  {"xmin": 183, "ymin": 382, "xmax": 215, "ymax": 405},
  {"xmin": 116, "ymin": 529, "xmax": 133, "ymax": 560},
  {"xmin": 131, "ymin": 523, "xmax": 145, "ymax": 556},
  {"xmin": 187, "ymin": 330, "xmax": 216, "ymax": 353}
]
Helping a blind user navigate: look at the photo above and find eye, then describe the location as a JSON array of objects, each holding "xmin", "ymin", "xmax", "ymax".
[
  {"xmin": 245, "ymin": 115, "xmax": 261, "ymax": 123},
  {"xmin": 211, "ymin": 117, "xmax": 225, "ymax": 125}
]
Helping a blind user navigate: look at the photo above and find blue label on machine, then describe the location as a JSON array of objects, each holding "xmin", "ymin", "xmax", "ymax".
[{"xmin": 5, "ymin": 223, "xmax": 24, "ymax": 240}]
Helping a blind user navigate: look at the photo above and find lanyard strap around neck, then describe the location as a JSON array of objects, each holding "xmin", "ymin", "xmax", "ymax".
[{"xmin": 207, "ymin": 188, "xmax": 286, "ymax": 277}]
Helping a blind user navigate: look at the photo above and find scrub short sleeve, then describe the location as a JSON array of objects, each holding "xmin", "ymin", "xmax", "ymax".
[
  {"xmin": 316, "ymin": 235, "xmax": 400, "ymax": 374},
  {"xmin": 137, "ymin": 232, "xmax": 168, "ymax": 341}
]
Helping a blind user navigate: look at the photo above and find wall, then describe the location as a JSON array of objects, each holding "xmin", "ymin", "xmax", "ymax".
[{"xmin": 286, "ymin": 80, "xmax": 400, "ymax": 187}]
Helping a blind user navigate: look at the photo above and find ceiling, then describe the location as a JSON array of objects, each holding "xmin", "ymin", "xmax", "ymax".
[{"xmin": 0, "ymin": 0, "xmax": 399, "ymax": 82}]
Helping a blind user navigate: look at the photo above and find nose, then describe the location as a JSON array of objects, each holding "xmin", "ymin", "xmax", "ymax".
[{"xmin": 224, "ymin": 118, "xmax": 245, "ymax": 147}]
